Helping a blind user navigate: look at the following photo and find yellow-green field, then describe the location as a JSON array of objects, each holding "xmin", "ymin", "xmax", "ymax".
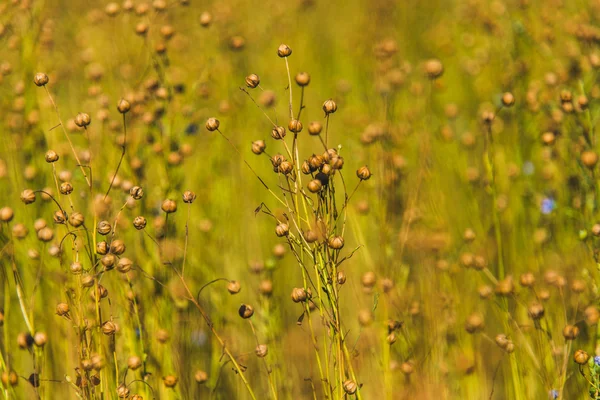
[{"xmin": 2, "ymin": 0, "xmax": 600, "ymax": 399}]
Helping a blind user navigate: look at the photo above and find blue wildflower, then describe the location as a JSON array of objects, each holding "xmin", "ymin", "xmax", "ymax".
[
  {"xmin": 541, "ymin": 198, "xmax": 555, "ymax": 215},
  {"xmin": 595, "ymin": 356, "xmax": 600, "ymax": 366},
  {"xmin": 549, "ymin": 389, "xmax": 559, "ymax": 399}
]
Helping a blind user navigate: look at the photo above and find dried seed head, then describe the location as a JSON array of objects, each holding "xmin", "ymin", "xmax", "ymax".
[
  {"xmin": 245, "ymin": 74, "xmax": 260, "ymax": 88},
  {"xmin": 308, "ymin": 121, "xmax": 322, "ymax": 135},
  {"xmin": 127, "ymin": 356, "xmax": 142, "ymax": 370},
  {"xmin": 501, "ymin": 92, "xmax": 515, "ymax": 107},
  {"xmin": 307, "ymin": 180, "xmax": 322, "ymax": 193},
  {"xmin": 131, "ymin": 395, "xmax": 143, "ymax": 400},
  {"xmin": 303, "ymin": 229, "xmax": 319, "ymax": 243},
  {"xmin": 288, "ymin": 119, "xmax": 303, "ymax": 133},
  {"xmin": 582, "ymin": 150, "xmax": 598, "ymax": 169},
  {"xmin": 81, "ymin": 275, "xmax": 95, "ymax": 288},
  {"xmin": 322, "ymin": 99, "xmax": 338, "ymax": 115},
  {"xmin": 74, "ymin": 113, "xmax": 91, "ymax": 128},
  {"xmin": 571, "ymin": 279, "xmax": 586, "ymax": 293},
  {"xmin": 60, "ymin": 182, "xmax": 73, "ymax": 195},
  {"xmin": 69, "ymin": 212, "xmax": 85, "ymax": 228},
  {"xmin": 275, "ymin": 223, "xmax": 289, "ymax": 237},
  {"xmin": 519, "ymin": 272, "xmax": 535, "ymax": 287},
  {"xmin": 135, "ymin": 22, "xmax": 149, "ymax": 35},
  {"xmin": 194, "ymin": 370, "xmax": 208, "ymax": 383},
  {"xmin": 586, "ymin": 306, "xmax": 600, "ymax": 325},
  {"xmin": 117, "ymin": 257, "xmax": 133, "ymax": 273},
  {"xmin": 227, "ymin": 280, "xmax": 241, "ymax": 294},
  {"xmin": 161, "ymin": 199, "xmax": 177, "ymax": 213},
  {"xmin": 251, "ymin": 140, "xmax": 266, "ymax": 155},
  {"xmin": 97, "ymin": 220, "xmax": 112, "ymax": 235},
  {"xmin": 255, "ymin": 344, "xmax": 268, "ymax": 358},
  {"xmin": 465, "ymin": 313, "xmax": 484, "ymax": 334},
  {"xmin": 356, "ymin": 166, "xmax": 372, "ymax": 180},
  {"xmin": 277, "ymin": 160, "xmax": 293, "ymax": 174},
  {"xmin": 117, "ymin": 98, "xmax": 131, "ymax": 114},
  {"xmin": 70, "ymin": 261, "xmax": 83, "ymax": 274},
  {"xmin": 17, "ymin": 332, "xmax": 34, "ymax": 349},
  {"xmin": 343, "ymin": 380, "xmax": 357, "ymax": 395},
  {"xmin": 295, "ymin": 72, "xmax": 310, "ymax": 86},
  {"xmin": 562, "ymin": 325, "xmax": 579, "ymax": 340},
  {"xmin": 37, "ymin": 227, "xmax": 54, "ymax": 242},
  {"xmin": 0, "ymin": 207, "xmax": 13, "ymax": 222},
  {"xmin": 494, "ymin": 276, "xmax": 514, "ymax": 296},
  {"xmin": 96, "ymin": 241, "xmax": 109, "ymax": 255},
  {"xmin": 361, "ymin": 272, "xmax": 376, "ymax": 288},
  {"xmin": 337, "ymin": 271, "xmax": 347, "ymax": 284},
  {"xmin": 495, "ymin": 334, "xmax": 509, "ymax": 349},
  {"xmin": 163, "ymin": 375, "xmax": 178, "ymax": 388},
  {"xmin": 277, "ymin": 44, "xmax": 292, "ymax": 57},
  {"xmin": 53, "ymin": 210, "xmax": 67, "ymax": 224},
  {"xmin": 117, "ymin": 384, "xmax": 130, "ymax": 398},
  {"xmin": 271, "ymin": 125, "xmax": 286, "ymax": 140},
  {"xmin": 481, "ymin": 110, "xmax": 495, "ymax": 123},
  {"xmin": 291, "ymin": 287, "xmax": 310, "ymax": 303},
  {"xmin": 20, "ymin": 189, "xmax": 36, "ymax": 204},
  {"xmin": 195, "ymin": 8, "xmax": 213, "ymax": 27},
  {"xmin": 33, "ymin": 332, "xmax": 47, "ymax": 347},
  {"xmin": 34, "ymin": 72, "xmax": 49, "ymax": 87},
  {"xmin": 574, "ymin": 349, "xmax": 590, "ymax": 365},
  {"xmin": 238, "ymin": 304, "xmax": 254, "ymax": 319},
  {"xmin": 56, "ymin": 302, "xmax": 70, "ymax": 316},
  {"xmin": 45, "ymin": 149, "xmax": 60, "ymax": 163},
  {"xmin": 133, "ymin": 216, "xmax": 147, "ymax": 230},
  {"xmin": 91, "ymin": 354, "xmax": 105, "ymax": 370},
  {"xmin": 183, "ymin": 190, "xmax": 196, "ymax": 204},
  {"xmin": 424, "ymin": 59, "xmax": 444, "ymax": 79},
  {"xmin": 130, "ymin": 186, "xmax": 143, "ymax": 200},
  {"xmin": 259, "ymin": 279, "xmax": 273, "ymax": 296},
  {"xmin": 327, "ymin": 235, "xmax": 344, "ymax": 250},
  {"xmin": 110, "ymin": 239, "xmax": 126, "ymax": 255},
  {"xmin": 102, "ymin": 321, "xmax": 118, "ymax": 336},
  {"xmin": 1, "ymin": 370, "xmax": 18, "ymax": 387},
  {"xmin": 527, "ymin": 302, "xmax": 544, "ymax": 320},
  {"xmin": 205, "ymin": 118, "xmax": 220, "ymax": 131}
]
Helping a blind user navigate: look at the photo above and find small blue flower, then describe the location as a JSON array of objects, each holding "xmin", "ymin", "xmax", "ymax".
[
  {"xmin": 523, "ymin": 161, "xmax": 535, "ymax": 176},
  {"xmin": 549, "ymin": 389, "xmax": 559, "ymax": 399},
  {"xmin": 541, "ymin": 198, "xmax": 556, "ymax": 215},
  {"xmin": 594, "ymin": 356, "xmax": 600, "ymax": 366}
]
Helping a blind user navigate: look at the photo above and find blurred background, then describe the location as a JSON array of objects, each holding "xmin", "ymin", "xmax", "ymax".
[{"xmin": 1, "ymin": 0, "xmax": 600, "ymax": 399}]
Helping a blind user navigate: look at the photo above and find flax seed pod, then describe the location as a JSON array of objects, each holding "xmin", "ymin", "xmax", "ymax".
[
  {"xmin": 322, "ymin": 99, "xmax": 337, "ymax": 115},
  {"xmin": 251, "ymin": 140, "xmax": 266, "ymax": 155},
  {"xmin": 275, "ymin": 223, "xmax": 289, "ymax": 237},
  {"xmin": 295, "ymin": 72, "xmax": 310, "ymax": 86},
  {"xmin": 34, "ymin": 73, "xmax": 49, "ymax": 87},
  {"xmin": 133, "ymin": 216, "xmax": 147, "ymax": 230},
  {"xmin": 288, "ymin": 119, "xmax": 303, "ymax": 133},
  {"xmin": 227, "ymin": 281, "xmax": 241, "ymax": 294},
  {"xmin": 271, "ymin": 126, "xmax": 286, "ymax": 140},
  {"xmin": 501, "ymin": 92, "xmax": 515, "ymax": 107},
  {"xmin": 255, "ymin": 344, "xmax": 268, "ymax": 358},
  {"xmin": 20, "ymin": 189, "xmax": 35, "ymax": 204},
  {"xmin": 308, "ymin": 121, "xmax": 322, "ymax": 136},
  {"xmin": 245, "ymin": 74, "xmax": 260, "ymax": 88},
  {"xmin": 205, "ymin": 118, "xmax": 219, "ymax": 131},
  {"xmin": 277, "ymin": 44, "xmax": 292, "ymax": 57},
  {"xmin": 238, "ymin": 304, "xmax": 254, "ymax": 319},
  {"xmin": 161, "ymin": 199, "xmax": 177, "ymax": 213}
]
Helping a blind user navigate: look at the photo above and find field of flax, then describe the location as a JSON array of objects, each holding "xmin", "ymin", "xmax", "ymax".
[{"xmin": 5, "ymin": 0, "xmax": 600, "ymax": 399}]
